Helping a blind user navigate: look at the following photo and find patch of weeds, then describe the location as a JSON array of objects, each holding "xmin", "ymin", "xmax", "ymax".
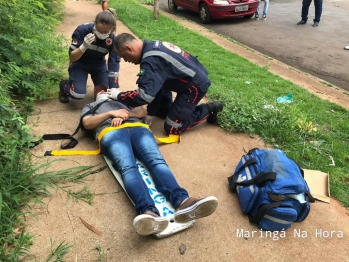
[
  {"xmin": 319, "ymin": 81, "xmax": 333, "ymax": 87},
  {"xmin": 262, "ymin": 62, "xmax": 270, "ymax": 70},
  {"xmin": 65, "ymin": 185, "xmax": 94, "ymax": 205},
  {"xmin": 44, "ymin": 239, "xmax": 72, "ymax": 262},
  {"xmin": 136, "ymin": 0, "xmax": 154, "ymax": 5},
  {"xmin": 95, "ymin": 245, "xmax": 105, "ymax": 262}
]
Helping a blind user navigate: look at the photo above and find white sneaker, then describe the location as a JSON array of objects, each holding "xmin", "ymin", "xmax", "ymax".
[
  {"xmin": 133, "ymin": 212, "xmax": 169, "ymax": 236},
  {"xmin": 344, "ymin": 46, "xmax": 349, "ymax": 50}
]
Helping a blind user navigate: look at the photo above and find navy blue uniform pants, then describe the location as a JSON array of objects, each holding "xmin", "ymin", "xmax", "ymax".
[
  {"xmin": 66, "ymin": 61, "xmax": 109, "ymax": 99},
  {"xmin": 148, "ymin": 79, "xmax": 210, "ymax": 135},
  {"xmin": 301, "ymin": 0, "xmax": 323, "ymax": 23}
]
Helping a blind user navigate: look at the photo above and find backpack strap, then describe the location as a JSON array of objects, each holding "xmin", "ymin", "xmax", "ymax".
[
  {"xmin": 249, "ymin": 201, "xmax": 282, "ymax": 225},
  {"xmin": 304, "ymin": 190, "xmax": 316, "ymax": 203},
  {"xmin": 227, "ymin": 156, "xmax": 277, "ymax": 191}
]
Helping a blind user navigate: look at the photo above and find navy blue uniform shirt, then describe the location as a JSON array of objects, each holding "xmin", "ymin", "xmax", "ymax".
[
  {"xmin": 118, "ymin": 40, "xmax": 210, "ymax": 107},
  {"xmin": 69, "ymin": 23, "xmax": 120, "ymax": 81}
]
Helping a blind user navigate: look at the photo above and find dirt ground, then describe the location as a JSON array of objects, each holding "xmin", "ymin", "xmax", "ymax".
[{"xmin": 25, "ymin": 0, "xmax": 348, "ymax": 261}]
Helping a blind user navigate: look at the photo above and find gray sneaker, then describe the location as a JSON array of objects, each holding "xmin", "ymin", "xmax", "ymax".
[
  {"xmin": 262, "ymin": 15, "xmax": 267, "ymax": 20},
  {"xmin": 133, "ymin": 211, "xmax": 169, "ymax": 235},
  {"xmin": 312, "ymin": 22, "xmax": 319, "ymax": 27},
  {"xmin": 254, "ymin": 15, "xmax": 259, "ymax": 20},
  {"xmin": 297, "ymin": 20, "xmax": 307, "ymax": 25},
  {"xmin": 174, "ymin": 196, "xmax": 218, "ymax": 223}
]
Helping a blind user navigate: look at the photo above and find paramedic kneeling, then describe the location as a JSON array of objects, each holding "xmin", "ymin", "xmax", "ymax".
[
  {"xmin": 59, "ymin": 9, "xmax": 120, "ymax": 103},
  {"xmin": 108, "ymin": 33, "xmax": 223, "ymax": 135},
  {"xmin": 81, "ymin": 90, "xmax": 219, "ymax": 236}
]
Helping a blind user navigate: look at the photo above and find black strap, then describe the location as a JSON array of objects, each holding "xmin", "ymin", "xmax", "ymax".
[
  {"xmin": 304, "ymin": 190, "xmax": 316, "ymax": 203},
  {"xmin": 233, "ymin": 158, "xmax": 256, "ymax": 175},
  {"xmin": 249, "ymin": 201, "xmax": 282, "ymax": 224},
  {"xmin": 227, "ymin": 157, "xmax": 256, "ymax": 191},
  {"xmin": 39, "ymin": 99, "xmax": 110, "ymax": 149},
  {"xmin": 228, "ymin": 171, "xmax": 277, "ymax": 191}
]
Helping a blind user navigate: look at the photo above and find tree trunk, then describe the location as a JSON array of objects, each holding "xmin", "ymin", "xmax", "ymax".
[{"xmin": 154, "ymin": 0, "xmax": 159, "ymax": 20}]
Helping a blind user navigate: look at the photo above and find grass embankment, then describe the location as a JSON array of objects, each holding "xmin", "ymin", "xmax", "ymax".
[
  {"xmin": 113, "ymin": 0, "xmax": 349, "ymax": 207},
  {"xmin": 0, "ymin": 0, "xmax": 95, "ymax": 260}
]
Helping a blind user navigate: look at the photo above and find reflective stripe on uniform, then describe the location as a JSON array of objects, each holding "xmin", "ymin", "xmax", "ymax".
[
  {"xmin": 108, "ymin": 71, "xmax": 119, "ymax": 77},
  {"xmin": 89, "ymin": 44, "xmax": 108, "ymax": 54},
  {"xmin": 138, "ymin": 88, "xmax": 154, "ymax": 103},
  {"xmin": 70, "ymin": 89, "xmax": 85, "ymax": 99},
  {"xmin": 142, "ymin": 51, "xmax": 196, "ymax": 77},
  {"xmin": 165, "ymin": 116, "xmax": 182, "ymax": 128}
]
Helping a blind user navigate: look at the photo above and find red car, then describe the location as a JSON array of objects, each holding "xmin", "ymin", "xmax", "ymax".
[{"xmin": 168, "ymin": 0, "xmax": 259, "ymax": 24}]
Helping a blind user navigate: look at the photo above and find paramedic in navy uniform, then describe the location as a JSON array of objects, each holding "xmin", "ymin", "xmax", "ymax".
[
  {"xmin": 59, "ymin": 9, "xmax": 120, "ymax": 103},
  {"xmin": 108, "ymin": 33, "xmax": 223, "ymax": 135}
]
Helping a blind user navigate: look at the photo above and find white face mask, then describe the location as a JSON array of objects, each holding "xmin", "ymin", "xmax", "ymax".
[
  {"xmin": 93, "ymin": 27, "xmax": 110, "ymax": 40},
  {"xmin": 96, "ymin": 93, "xmax": 109, "ymax": 102}
]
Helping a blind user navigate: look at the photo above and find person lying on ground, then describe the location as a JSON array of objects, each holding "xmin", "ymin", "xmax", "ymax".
[
  {"xmin": 59, "ymin": 9, "xmax": 120, "ymax": 103},
  {"xmin": 81, "ymin": 90, "xmax": 219, "ymax": 236},
  {"xmin": 107, "ymin": 33, "xmax": 223, "ymax": 135}
]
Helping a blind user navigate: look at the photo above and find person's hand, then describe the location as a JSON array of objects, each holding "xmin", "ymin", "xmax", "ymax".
[
  {"xmin": 110, "ymin": 109, "xmax": 129, "ymax": 120},
  {"xmin": 111, "ymin": 117, "xmax": 123, "ymax": 127},
  {"xmin": 143, "ymin": 115, "xmax": 153, "ymax": 126},
  {"xmin": 79, "ymin": 33, "xmax": 95, "ymax": 53},
  {"xmin": 107, "ymin": 88, "xmax": 122, "ymax": 100}
]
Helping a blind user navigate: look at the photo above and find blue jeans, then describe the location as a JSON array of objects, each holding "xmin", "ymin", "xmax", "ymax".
[
  {"xmin": 301, "ymin": 0, "xmax": 323, "ymax": 23},
  {"xmin": 255, "ymin": 0, "xmax": 269, "ymax": 16},
  {"xmin": 100, "ymin": 126, "xmax": 189, "ymax": 215}
]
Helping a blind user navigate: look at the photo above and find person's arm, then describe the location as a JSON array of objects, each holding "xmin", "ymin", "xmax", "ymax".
[
  {"xmin": 129, "ymin": 106, "xmax": 147, "ymax": 119},
  {"xmin": 114, "ymin": 61, "xmax": 166, "ymax": 107},
  {"xmin": 82, "ymin": 109, "xmax": 130, "ymax": 130},
  {"xmin": 69, "ymin": 48, "xmax": 84, "ymax": 63},
  {"xmin": 107, "ymin": 35, "xmax": 120, "ymax": 88},
  {"xmin": 69, "ymin": 31, "xmax": 95, "ymax": 63},
  {"xmin": 110, "ymin": 106, "xmax": 147, "ymax": 127}
]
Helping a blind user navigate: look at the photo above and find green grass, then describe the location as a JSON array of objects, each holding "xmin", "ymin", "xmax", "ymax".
[{"xmin": 113, "ymin": 0, "xmax": 349, "ymax": 207}]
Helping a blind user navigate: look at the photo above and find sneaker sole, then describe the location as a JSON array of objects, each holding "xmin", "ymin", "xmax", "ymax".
[
  {"xmin": 174, "ymin": 196, "xmax": 218, "ymax": 223},
  {"xmin": 133, "ymin": 215, "xmax": 169, "ymax": 236}
]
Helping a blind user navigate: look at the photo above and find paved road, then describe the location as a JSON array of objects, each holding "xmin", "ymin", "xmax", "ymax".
[{"xmin": 159, "ymin": 0, "xmax": 349, "ymax": 92}]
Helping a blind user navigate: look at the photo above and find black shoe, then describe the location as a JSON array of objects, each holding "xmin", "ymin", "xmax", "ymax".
[
  {"xmin": 297, "ymin": 20, "xmax": 307, "ymax": 25},
  {"xmin": 206, "ymin": 101, "xmax": 223, "ymax": 123},
  {"xmin": 312, "ymin": 22, "xmax": 319, "ymax": 27},
  {"xmin": 59, "ymin": 80, "xmax": 69, "ymax": 103}
]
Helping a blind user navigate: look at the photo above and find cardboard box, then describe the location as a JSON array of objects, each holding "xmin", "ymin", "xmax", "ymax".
[{"xmin": 303, "ymin": 169, "xmax": 330, "ymax": 203}]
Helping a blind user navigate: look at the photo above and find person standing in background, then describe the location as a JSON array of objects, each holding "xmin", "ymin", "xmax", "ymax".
[
  {"xmin": 254, "ymin": 0, "xmax": 269, "ymax": 20},
  {"xmin": 102, "ymin": 0, "xmax": 109, "ymax": 10},
  {"xmin": 297, "ymin": 0, "xmax": 323, "ymax": 27}
]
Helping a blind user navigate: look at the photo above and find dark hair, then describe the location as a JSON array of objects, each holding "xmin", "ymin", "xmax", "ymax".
[
  {"xmin": 95, "ymin": 9, "xmax": 117, "ymax": 32},
  {"xmin": 114, "ymin": 33, "xmax": 136, "ymax": 51}
]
